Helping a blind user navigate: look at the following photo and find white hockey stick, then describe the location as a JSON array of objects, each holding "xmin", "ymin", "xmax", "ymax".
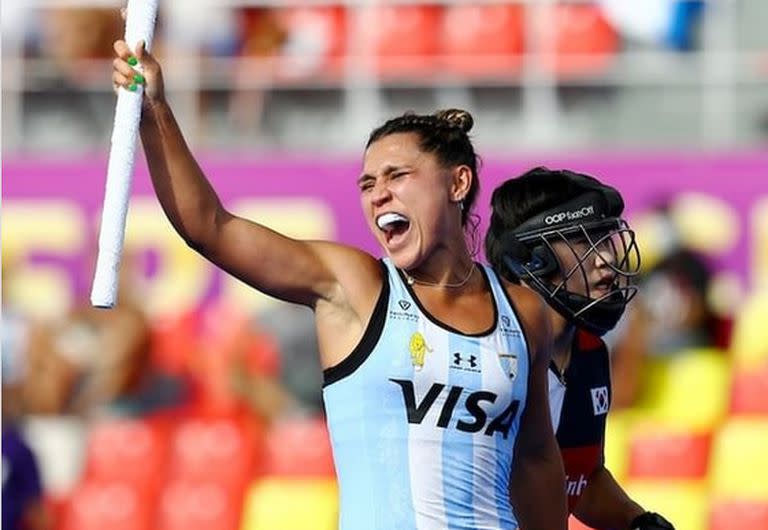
[{"xmin": 91, "ymin": 0, "xmax": 159, "ymax": 308}]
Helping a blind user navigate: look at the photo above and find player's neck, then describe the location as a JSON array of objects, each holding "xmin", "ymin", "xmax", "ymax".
[
  {"xmin": 555, "ymin": 329, "xmax": 575, "ymax": 356},
  {"xmin": 551, "ymin": 313, "xmax": 576, "ymax": 371},
  {"xmin": 402, "ymin": 249, "xmax": 476, "ymax": 289}
]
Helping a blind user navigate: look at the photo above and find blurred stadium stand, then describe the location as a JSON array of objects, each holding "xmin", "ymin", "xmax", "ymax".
[
  {"xmin": 3, "ymin": 0, "xmax": 768, "ymax": 152},
  {"xmin": 3, "ymin": 1, "xmax": 768, "ymax": 529}
]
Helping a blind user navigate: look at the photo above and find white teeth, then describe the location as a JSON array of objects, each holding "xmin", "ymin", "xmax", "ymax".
[{"xmin": 376, "ymin": 212, "xmax": 409, "ymax": 231}]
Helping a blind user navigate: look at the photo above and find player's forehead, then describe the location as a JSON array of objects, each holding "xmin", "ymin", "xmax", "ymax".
[
  {"xmin": 547, "ymin": 225, "xmax": 618, "ymax": 253},
  {"xmin": 362, "ymin": 133, "xmax": 430, "ymax": 173}
]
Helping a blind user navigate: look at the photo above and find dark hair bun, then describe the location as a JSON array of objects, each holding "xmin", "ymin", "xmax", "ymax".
[{"xmin": 434, "ymin": 109, "xmax": 474, "ymax": 133}]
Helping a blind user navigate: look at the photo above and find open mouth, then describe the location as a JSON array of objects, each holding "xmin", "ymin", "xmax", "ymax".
[
  {"xmin": 376, "ymin": 212, "xmax": 411, "ymax": 244},
  {"xmin": 591, "ymin": 276, "xmax": 617, "ymax": 297}
]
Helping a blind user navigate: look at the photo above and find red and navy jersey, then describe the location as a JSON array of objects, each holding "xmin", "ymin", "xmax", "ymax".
[{"xmin": 548, "ymin": 331, "xmax": 611, "ymax": 513}]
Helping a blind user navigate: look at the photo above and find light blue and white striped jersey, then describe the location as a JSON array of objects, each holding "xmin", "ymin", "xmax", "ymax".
[{"xmin": 323, "ymin": 258, "xmax": 530, "ymax": 530}]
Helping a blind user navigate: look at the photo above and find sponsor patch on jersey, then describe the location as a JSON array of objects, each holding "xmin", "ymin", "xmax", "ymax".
[
  {"xmin": 498, "ymin": 353, "xmax": 518, "ymax": 381},
  {"xmin": 499, "ymin": 315, "xmax": 521, "ymax": 338},
  {"xmin": 389, "ymin": 300, "xmax": 418, "ymax": 322},
  {"xmin": 390, "ymin": 379, "xmax": 521, "ymax": 438},
  {"xmin": 559, "ymin": 445, "xmax": 602, "ymax": 511},
  {"xmin": 565, "ymin": 473, "xmax": 589, "ymax": 497},
  {"xmin": 590, "ymin": 386, "xmax": 609, "ymax": 415}
]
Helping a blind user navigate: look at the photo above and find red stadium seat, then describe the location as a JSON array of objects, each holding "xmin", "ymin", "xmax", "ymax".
[
  {"xmin": 158, "ymin": 479, "xmax": 244, "ymax": 530},
  {"xmin": 368, "ymin": 5, "xmax": 442, "ymax": 78},
  {"xmin": 149, "ymin": 309, "xmax": 200, "ymax": 375},
  {"xmin": 264, "ymin": 416, "xmax": 335, "ymax": 477},
  {"xmin": 276, "ymin": 6, "xmax": 348, "ymax": 81},
  {"xmin": 710, "ymin": 500, "xmax": 768, "ymax": 530},
  {"xmin": 440, "ymin": 4, "xmax": 525, "ymax": 77},
  {"xmin": 183, "ymin": 301, "xmax": 281, "ymax": 417},
  {"xmin": 44, "ymin": 493, "xmax": 70, "ymax": 530},
  {"xmin": 199, "ymin": 301, "xmax": 281, "ymax": 378},
  {"xmin": 169, "ymin": 416, "xmax": 265, "ymax": 489},
  {"xmin": 82, "ymin": 418, "xmax": 170, "ymax": 492},
  {"xmin": 627, "ymin": 427, "xmax": 711, "ymax": 480},
  {"xmin": 730, "ymin": 361, "xmax": 768, "ymax": 415},
  {"xmin": 538, "ymin": 4, "xmax": 619, "ymax": 78},
  {"xmin": 190, "ymin": 348, "xmax": 245, "ymax": 417},
  {"xmin": 62, "ymin": 481, "xmax": 151, "ymax": 530}
]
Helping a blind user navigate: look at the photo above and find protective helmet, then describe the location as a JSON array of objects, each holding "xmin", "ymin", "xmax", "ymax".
[{"xmin": 500, "ymin": 173, "xmax": 641, "ymax": 335}]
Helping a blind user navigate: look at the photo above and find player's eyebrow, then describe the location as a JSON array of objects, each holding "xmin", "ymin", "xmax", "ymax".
[
  {"xmin": 357, "ymin": 173, "xmax": 374, "ymax": 187},
  {"xmin": 357, "ymin": 165, "xmax": 407, "ymax": 186}
]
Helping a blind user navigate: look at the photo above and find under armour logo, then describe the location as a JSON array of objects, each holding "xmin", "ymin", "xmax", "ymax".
[
  {"xmin": 453, "ymin": 353, "xmax": 478, "ymax": 368},
  {"xmin": 398, "ymin": 300, "xmax": 412, "ymax": 311}
]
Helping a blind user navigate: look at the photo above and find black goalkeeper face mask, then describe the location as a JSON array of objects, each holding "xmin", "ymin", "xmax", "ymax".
[{"xmin": 500, "ymin": 191, "xmax": 641, "ymax": 336}]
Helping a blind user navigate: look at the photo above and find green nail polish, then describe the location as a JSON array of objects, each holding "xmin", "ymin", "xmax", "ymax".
[
  {"xmin": 133, "ymin": 73, "xmax": 145, "ymax": 84},
  {"xmin": 128, "ymin": 83, "xmax": 137, "ymax": 92},
  {"xmin": 127, "ymin": 56, "xmax": 138, "ymax": 66}
]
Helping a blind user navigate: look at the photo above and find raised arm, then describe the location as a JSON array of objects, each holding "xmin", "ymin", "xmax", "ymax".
[
  {"xmin": 508, "ymin": 285, "xmax": 568, "ymax": 530},
  {"xmin": 111, "ymin": 40, "xmax": 379, "ymax": 311}
]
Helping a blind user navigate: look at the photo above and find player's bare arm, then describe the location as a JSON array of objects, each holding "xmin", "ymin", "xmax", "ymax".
[
  {"xmin": 507, "ymin": 283, "xmax": 568, "ymax": 530},
  {"xmin": 573, "ymin": 465, "xmax": 644, "ymax": 529},
  {"xmin": 113, "ymin": 39, "xmax": 383, "ymax": 366}
]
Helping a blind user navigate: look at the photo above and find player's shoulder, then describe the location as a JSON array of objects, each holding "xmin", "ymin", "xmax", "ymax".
[
  {"xmin": 499, "ymin": 276, "xmax": 548, "ymax": 318},
  {"xmin": 309, "ymin": 240, "xmax": 384, "ymax": 280},
  {"xmin": 498, "ymin": 276, "xmax": 551, "ymax": 351},
  {"xmin": 308, "ymin": 240, "xmax": 385, "ymax": 313},
  {"xmin": 574, "ymin": 330, "xmax": 610, "ymax": 371}
]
